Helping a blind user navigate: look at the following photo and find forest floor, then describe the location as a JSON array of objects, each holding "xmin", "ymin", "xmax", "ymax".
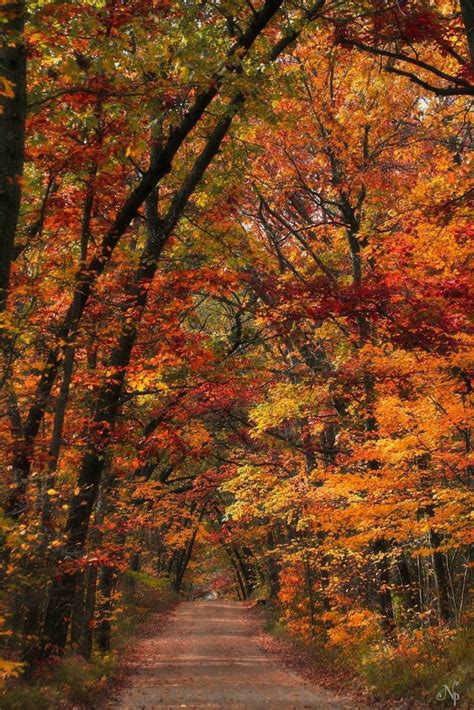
[{"xmin": 106, "ymin": 600, "xmax": 357, "ymax": 709}]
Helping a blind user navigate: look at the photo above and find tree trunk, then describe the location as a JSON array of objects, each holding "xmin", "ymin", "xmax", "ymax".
[
  {"xmin": 304, "ymin": 552, "xmax": 316, "ymax": 637},
  {"xmin": 175, "ymin": 527, "xmax": 199, "ymax": 593},
  {"xmin": 96, "ymin": 565, "xmax": 115, "ymax": 653},
  {"xmin": 0, "ymin": 0, "xmax": 26, "ymax": 311},
  {"xmin": 226, "ymin": 550, "xmax": 248, "ymax": 600},
  {"xmin": 69, "ymin": 571, "xmax": 86, "ymax": 649},
  {"xmin": 430, "ymin": 528, "xmax": 451, "ymax": 623},
  {"xmin": 78, "ymin": 483, "xmax": 109, "ymax": 658},
  {"xmin": 266, "ymin": 531, "xmax": 280, "ymax": 598},
  {"xmin": 19, "ymin": 585, "xmax": 45, "ymax": 664},
  {"xmin": 42, "ymin": 164, "xmax": 98, "ymax": 528},
  {"xmin": 397, "ymin": 553, "xmax": 420, "ymax": 615},
  {"xmin": 460, "ymin": 0, "xmax": 474, "ymax": 64},
  {"xmin": 80, "ymin": 566, "xmax": 99, "ymax": 659},
  {"xmin": 373, "ymin": 538, "xmax": 396, "ymax": 638}
]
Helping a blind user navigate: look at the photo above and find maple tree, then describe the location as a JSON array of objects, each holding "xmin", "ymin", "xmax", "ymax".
[{"xmin": 0, "ymin": 0, "xmax": 472, "ymax": 702}]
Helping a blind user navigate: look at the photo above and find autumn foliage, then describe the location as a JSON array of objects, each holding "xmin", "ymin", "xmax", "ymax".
[{"xmin": 0, "ymin": 0, "xmax": 472, "ymax": 703}]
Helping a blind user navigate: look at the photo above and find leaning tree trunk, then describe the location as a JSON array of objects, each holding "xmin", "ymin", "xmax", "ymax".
[
  {"xmin": 174, "ymin": 524, "xmax": 201, "ymax": 593},
  {"xmin": 42, "ymin": 157, "xmax": 99, "ymax": 529}
]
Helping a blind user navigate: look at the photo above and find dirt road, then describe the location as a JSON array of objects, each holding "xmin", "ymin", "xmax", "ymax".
[{"xmin": 109, "ymin": 601, "xmax": 354, "ymax": 709}]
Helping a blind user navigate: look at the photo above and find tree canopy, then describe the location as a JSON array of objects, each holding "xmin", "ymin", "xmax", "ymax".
[{"xmin": 0, "ymin": 0, "xmax": 472, "ymax": 701}]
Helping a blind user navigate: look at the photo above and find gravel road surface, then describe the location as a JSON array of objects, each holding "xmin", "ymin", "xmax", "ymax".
[{"xmin": 109, "ymin": 600, "xmax": 354, "ymax": 709}]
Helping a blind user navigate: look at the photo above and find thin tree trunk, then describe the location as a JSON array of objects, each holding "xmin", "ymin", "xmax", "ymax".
[
  {"xmin": 416, "ymin": 553, "xmax": 426, "ymax": 621},
  {"xmin": 174, "ymin": 528, "xmax": 199, "ymax": 592},
  {"xmin": 265, "ymin": 531, "xmax": 281, "ymax": 598},
  {"xmin": 397, "ymin": 553, "xmax": 420, "ymax": 614},
  {"xmin": 70, "ymin": 571, "xmax": 86, "ymax": 648},
  {"xmin": 78, "ymin": 481, "xmax": 110, "ymax": 658},
  {"xmin": 41, "ymin": 173, "xmax": 97, "ymax": 528},
  {"xmin": 304, "ymin": 552, "xmax": 316, "ymax": 637},
  {"xmin": 430, "ymin": 528, "xmax": 451, "ymax": 623},
  {"xmin": 79, "ymin": 566, "xmax": 99, "ymax": 659},
  {"xmin": 225, "ymin": 547, "xmax": 247, "ymax": 600},
  {"xmin": 373, "ymin": 538, "xmax": 396, "ymax": 637},
  {"xmin": 96, "ymin": 565, "xmax": 115, "ymax": 653}
]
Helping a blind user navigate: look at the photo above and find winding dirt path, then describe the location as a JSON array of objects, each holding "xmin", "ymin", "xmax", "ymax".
[{"xmin": 109, "ymin": 600, "xmax": 354, "ymax": 709}]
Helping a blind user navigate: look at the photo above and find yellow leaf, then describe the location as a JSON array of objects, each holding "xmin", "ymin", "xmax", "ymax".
[{"xmin": 0, "ymin": 77, "xmax": 15, "ymax": 99}]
